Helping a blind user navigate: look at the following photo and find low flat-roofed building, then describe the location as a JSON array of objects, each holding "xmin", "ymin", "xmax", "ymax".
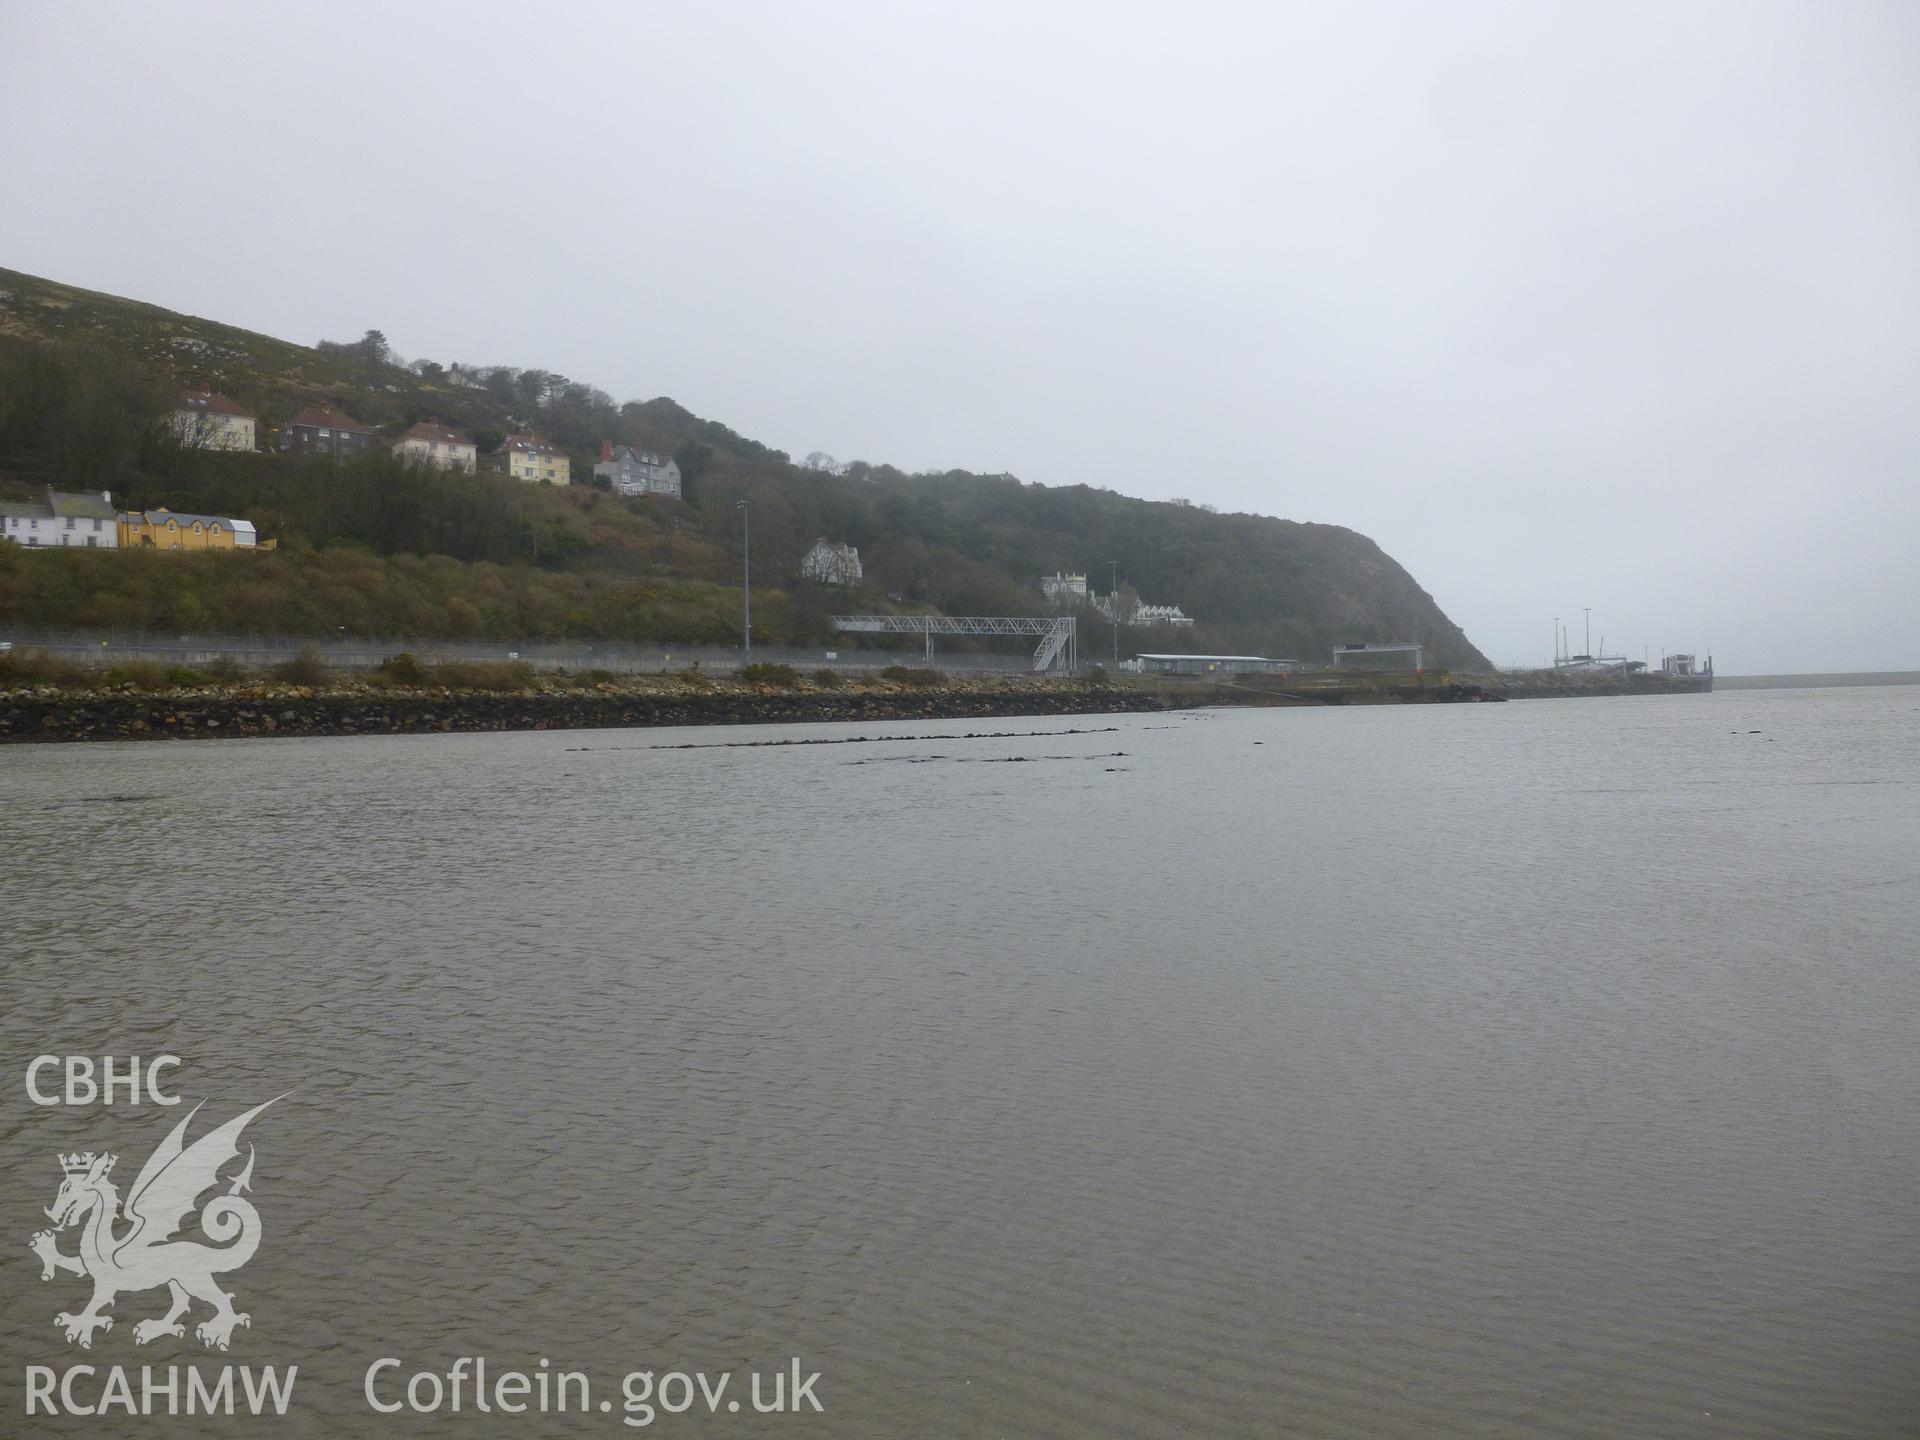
[
  {"xmin": 1331, "ymin": 642, "xmax": 1423, "ymax": 671},
  {"xmin": 1136, "ymin": 653, "xmax": 1297, "ymax": 676}
]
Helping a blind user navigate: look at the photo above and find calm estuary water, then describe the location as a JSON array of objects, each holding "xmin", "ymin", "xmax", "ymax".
[{"xmin": 2, "ymin": 688, "xmax": 1917, "ymax": 1437}]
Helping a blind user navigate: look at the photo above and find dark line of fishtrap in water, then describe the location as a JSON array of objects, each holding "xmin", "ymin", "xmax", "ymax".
[{"xmin": 562, "ymin": 726, "xmax": 1123, "ymax": 753}]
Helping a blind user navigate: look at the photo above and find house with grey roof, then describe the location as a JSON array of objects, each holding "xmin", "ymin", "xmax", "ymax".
[
  {"xmin": 0, "ymin": 498, "xmax": 55, "ymax": 548},
  {"xmin": 594, "ymin": 442, "xmax": 681, "ymax": 499},
  {"xmin": 1, "ymin": 488, "xmax": 119, "ymax": 548},
  {"xmin": 799, "ymin": 538, "xmax": 863, "ymax": 587}
]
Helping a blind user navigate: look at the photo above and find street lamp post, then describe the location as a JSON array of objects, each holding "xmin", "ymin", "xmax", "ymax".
[
  {"xmin": 1583, "ymin": 607, "xmax": 1591, "ymax": 659},
  {"xmin": 738, "ymin": 500, "xmax": 751, "ymax": 656},
  {"xmin": 1109, "ymin": 559, "xmax": 1118, "ymax": 666}
]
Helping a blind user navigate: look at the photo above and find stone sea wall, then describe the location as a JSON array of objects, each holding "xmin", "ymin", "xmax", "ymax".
[
  {"xmin": 0, "ymin": 681, "xmax": 1173, "ymax": 744},
  {"xmin": 2, "ymin": 666, "xmax": 1718, "ymax": 746}
]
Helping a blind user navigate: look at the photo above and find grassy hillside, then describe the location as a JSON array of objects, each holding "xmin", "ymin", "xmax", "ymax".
[{"xmin": 0, "ymin": 266, "xmax": 1490, "ymax": 667}]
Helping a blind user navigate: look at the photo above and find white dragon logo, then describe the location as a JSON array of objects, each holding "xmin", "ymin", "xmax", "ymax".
[{"xmin": 26, "ymin": 1098, "xmax": 279, "ymax": 1351}]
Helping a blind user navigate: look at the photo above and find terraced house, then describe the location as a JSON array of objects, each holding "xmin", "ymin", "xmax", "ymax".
[
  {"xmin": 392, "ymin": 418, "xmax": 477, "ymax": 472},
  {"xmin": 119, "ymin": 507, "xmax": 261, "ymax": 551},
  {"xmin": 500, "ymin": 432, "xmax": 568, "ymax": 485},
  {"xmin": 280, "ymin": 402, "xmax": 376, "ymax": 458},
  {"xmin": 0, "ymin": 488, "xmax": 120, "ymax": 548},
  {"xmin": 171, "ymin": 384, "xmax": 256, "ymax": 451}
]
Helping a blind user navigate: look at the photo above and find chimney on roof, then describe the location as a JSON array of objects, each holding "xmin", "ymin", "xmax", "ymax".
[{"xmin": 601, "ymin": 440, "xmax": 614, "ymax": 462}]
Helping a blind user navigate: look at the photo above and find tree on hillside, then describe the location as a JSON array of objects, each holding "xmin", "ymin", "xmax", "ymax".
[
  {"xmin": 0, "ymin": 335, "xmax": 169, "ymax": 484},
  {"xmin": 674, "ymin": 441, "xmax": 713, "ymax": 487},
  {"xmin": 315, "ymin": 329, "xmax": 392, "ymax": 368}
]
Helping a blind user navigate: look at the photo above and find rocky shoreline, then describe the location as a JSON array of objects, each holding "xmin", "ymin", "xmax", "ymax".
[
  {"xmin": 0, "ymin": 680, "xmax": 1176, "ymax": 744},
  {"xmin": 1480, "ymin": 671, "xmax": 1714, "ymax": 699},
  {"xmin": 0, "ymin": 664, "xmax": 1718, "ymax": 746}
]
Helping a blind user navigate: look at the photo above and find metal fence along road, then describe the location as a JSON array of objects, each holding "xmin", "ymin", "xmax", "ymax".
[{"xmin": 0, "ymin": 626, "xmax": 1043, "ymax": 676}]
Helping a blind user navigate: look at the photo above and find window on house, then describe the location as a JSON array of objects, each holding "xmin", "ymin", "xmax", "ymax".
[
  {"xmin": 66, "ymin": 516, "xmax": 75, "ymax": 529},
  {"xmin": 92, "ymin": 518, "xmax": 102, "ymax": 531},
  {"xmin": 86, "ymin": 536, "xmax": 97, "ymax": 547}
]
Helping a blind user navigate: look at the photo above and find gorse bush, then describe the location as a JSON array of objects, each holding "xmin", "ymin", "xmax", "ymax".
[
  {"xmin": 739, "ymin": 662, "xmax": 801, "ymax": 687},
  {"xmin": 811, "ymin": 667, "xmax": 840, "ymax": 686},
  {"xmin": 880, "ymin": 665, "xmax": 943, "ymax": 687},
  {"xmin": 430, "ymin": 659, "xmax": 535, "ymax": 690},
  {"xmin": 271, "ymin": 646, "xmax": 331, "ymax": 686},
  {"xmin": 103, "ymin": 660, "xmax": 173, "ymax": 691},
  {"xmin": 373, "ymin": 651, "xmax": 428, "ymax": 685},
  {"xmin": 0, "ymin": 646, "xmax": 91, "ymax": 688}
]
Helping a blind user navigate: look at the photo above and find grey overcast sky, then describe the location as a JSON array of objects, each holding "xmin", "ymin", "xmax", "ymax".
[{"xmin": 2, "ymin": 1, "xmax": 1914, "ymax": 671}]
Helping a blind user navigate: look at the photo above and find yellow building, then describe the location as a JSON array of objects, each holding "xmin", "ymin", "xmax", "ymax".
[
  {"xmin": 501, "ymin": 432, "xmax": 569, "ymax": 485},
  {"xmin": 170, "ymin": 386, "xmax": 256, "ymax": 451},
  {"xmin": 118, "ymin": 508, "xmax": 264, "ymax": 551}
]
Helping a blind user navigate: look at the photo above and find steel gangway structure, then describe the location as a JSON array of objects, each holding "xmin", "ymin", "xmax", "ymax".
[{"xmin": 830, "ymin": 615, "xmax": 1078, "ymax": 673}]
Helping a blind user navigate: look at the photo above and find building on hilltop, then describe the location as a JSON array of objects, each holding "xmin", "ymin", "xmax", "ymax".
[
  {"xmin": 498, "ymin": 433, "xmax": 568, "ymax": 485},
  {"xmin": 799, "ymin": 538, "xmax": 863, "ymax": 587},
  {"xmin": 118, "ymin": 507, "xmax": 267, "ymax": 551},
  {"xmin": 1131, "ymin": 602, "xmax": 1195, "ymax": 628},
  {"xmin": 2, "ymin": 489, "xmax": 121, "ymax": 549},
  {"xmin": 594, "ymin": 442, "xmax": 681, "ymax": 498},
  {"xmin": 393, "ymin": 419, "xmax": 477, "ymax": 473},
  {"xmin": 170, "ymin": 384, "xmax": 255, "ymax": 451},
  {"xmin": 1090, "ymin": 591, "xmax": 1196, "ymax": 628},
  {"xmin": 280, "ymin": 402, "xmax": 376, "ymax": 459},
  {"xmin": 1039, "ymin": 572, "xmax": 1087, "ymax": 606}
]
